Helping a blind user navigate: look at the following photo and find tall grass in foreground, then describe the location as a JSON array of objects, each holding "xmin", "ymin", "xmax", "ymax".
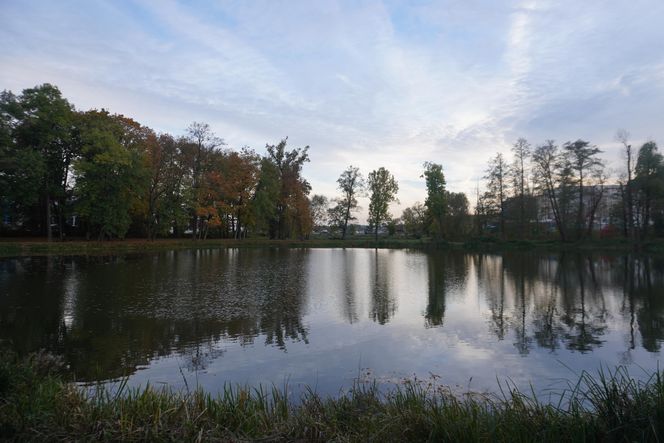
[{"xmin": 1, "ymin": 352, "xmax": 663, "ymax": 442}]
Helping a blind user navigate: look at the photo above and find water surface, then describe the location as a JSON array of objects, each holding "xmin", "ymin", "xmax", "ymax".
[{"xmin": 1, "ymin": 248, "xmax": 662, "ymax": 397}]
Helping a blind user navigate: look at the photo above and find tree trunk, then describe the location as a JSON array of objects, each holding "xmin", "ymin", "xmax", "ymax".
[
  {"xmin": 577, "ymin": 170, "xmax": 585, "ymax": 240},
  {"xmin": 192, "ymin": 214, "xmax": 198, "ymax": 240},
  {"xmin": 57, "ymin": 199, "xmax": 64, "ymax": 241},
  {"xmin": 342, "ymin": 203, "xmax": 351, "ymax": 240},
  {"xmin": 45, "ymin": 196, "xmax": 52, "ymax": 242},
  {"xmin": 619, "ymin": 183, "xmax": 628, "ymax": 238},
  {"xmin": 546, "ymin": 183, "xmax": 566, "ymax": 242}
]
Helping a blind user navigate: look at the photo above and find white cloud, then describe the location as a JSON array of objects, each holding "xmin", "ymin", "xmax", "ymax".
[{"xmin": 1, "ymin": 0, "xmax": 663, "ymax": 222}]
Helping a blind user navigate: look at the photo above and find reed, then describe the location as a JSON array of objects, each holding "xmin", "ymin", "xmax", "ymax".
[{"xmin": 1, "ymin": 351, "xmax": 663, "ymax": 441}]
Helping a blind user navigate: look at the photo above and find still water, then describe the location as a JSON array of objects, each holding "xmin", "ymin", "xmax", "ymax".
[{"xmin": 1, "ymin": 248, "xmax": 663, "ymax": 397}]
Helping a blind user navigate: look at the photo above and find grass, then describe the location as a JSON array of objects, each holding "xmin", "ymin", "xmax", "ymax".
[
  {"xmin": 0, "ymin": 237, "xmax": 437, "ymax": 258},
  {"xmin": 2, "ymin": 236, "xmax": 664, "ymax": 258},
  {"xmin": 1, "ymin": 351, "xmax": 663, "ymax": 441}
]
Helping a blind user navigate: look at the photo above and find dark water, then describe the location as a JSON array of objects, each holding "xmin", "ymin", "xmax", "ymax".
[{"xmin": 1, "ymin": 248, "xmax": 663, "ymax": 397}]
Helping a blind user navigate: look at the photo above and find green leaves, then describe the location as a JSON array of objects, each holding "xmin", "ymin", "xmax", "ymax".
[
  {"xmin": 329, "ymin": 165, "xmax": 364, "ymax": 239},
  {"xmin": 423, "ymin": 162, "xmax": 446, "ymax": 238},
  {"xmin": 74, "ymin": 111, "xmax": 150, "ymax": 239},
  {"xmin": 367, "ymin": 167, "xmax": 398, "ymax": 239},
  {"xmin": 0, "ymin": 84, "xmax": 75, "ymax": 237}
]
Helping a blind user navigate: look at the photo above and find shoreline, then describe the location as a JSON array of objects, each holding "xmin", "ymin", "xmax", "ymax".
[
  {"xmin": 1, "ymin": 352, "xmax": 662, "ymax": 441},
  {"xmin": 0, "ymin": 237, "xmax": 662, "ymax": 258}
]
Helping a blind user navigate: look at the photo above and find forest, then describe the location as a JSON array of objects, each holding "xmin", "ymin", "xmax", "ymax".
[{"xmin": 1, "ymin": 83, "xmax": 664, "ymax": 243}]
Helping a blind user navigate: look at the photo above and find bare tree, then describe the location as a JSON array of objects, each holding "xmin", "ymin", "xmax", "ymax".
[
  {"xmin": 511, "ymin": 138, "xmax": 531, "ymax": 237},
  {"xmin": 484, "ymin": 153, "xmax": 508, "ymax": 238},
  {"xmin": 616, "ymin": 129, "xmax": 635, "ymax": 240},
  {"xmin": 532, "ymin": 141, "xmax": 568, "ymax": 241},
  {"xmin": 563, "ymin": 140, "xmax": 603, "ymax": 240}
]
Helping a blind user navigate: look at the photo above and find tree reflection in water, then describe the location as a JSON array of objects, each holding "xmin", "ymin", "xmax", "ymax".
[
  {"xmin": 425, "ymin": 253, "xmax": 446, "ymax": 328},
  {"xmin": 0, "ymin": 249, "xmax": 311, "ymax": 380},
  {"xmin": 479, "ymin": 253, "xmax": 664, "ymax": 354},
  {"xmin": 369, "ymin": 250, "xmax": 396, "ymax": 325},
  {"xmin": 1, "ymin": 250, "xmax": 664, "ymax": 384}
]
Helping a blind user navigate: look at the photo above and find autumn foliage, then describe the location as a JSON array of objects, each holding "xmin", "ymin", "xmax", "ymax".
[{"xmin": 0, "ymin": 84, "xmax": 313, "ymax": 240}]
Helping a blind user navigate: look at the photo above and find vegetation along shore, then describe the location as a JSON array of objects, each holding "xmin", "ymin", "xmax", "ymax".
[
  {"xmin": 2, "ymin": 85, "xmax": 664, "ymax": 247},
  {"xmin": 2, "ymin": 237, "xmax": 664, "ymax": 258},
  {"xmin": 1, "ymin": 351, "xmax": 663, "ymax": 442}
]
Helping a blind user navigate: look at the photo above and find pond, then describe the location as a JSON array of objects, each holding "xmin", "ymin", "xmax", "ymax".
[{"xmin": 1, "ymin": 248, "xmax": 663, "ymax": 398}]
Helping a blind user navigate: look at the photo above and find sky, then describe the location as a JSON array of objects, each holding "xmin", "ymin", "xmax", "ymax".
[{"xmin": 2, "ymin": 0, "xmax": 664, "ymax": 222}]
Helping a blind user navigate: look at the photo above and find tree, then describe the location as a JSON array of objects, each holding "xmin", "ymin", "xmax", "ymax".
[
  {"xmin": 1, "ymin": 84, "xmax": 76, "ymax": 240},
  {"xmin": 401, "ymin": 202, "xmax": 427, "ymax": 238},
  {"xmin": 184, "ymin": 122, "xmax": 224, "ymax": 240},
  {"xmin": 251, "ymin": 157, "xmax": 280, "ymax": 236},
  {"xmin": 0, "ymin": 90, "xmax": 45, "ymax": 232},
  {"xmin": 264, "ymin": 138, "xmax": 311, "ymax": 239},
  {"xmin": 484, "ymin": 153, "xmax": 508, "ymax": 238},
  {"xmin": 217, "ymin": 148, "xmax": 260, "ymax": 239},
  {"xmin": 616, "ymin": 130, "xmax": 636, "ymax": 240},
  {"xmin": 511, "ymin": 138, "xmax": 531, "ymax": 237},
  {"xmin": 444, "ymin": 191, "xmax": 470, "ymax": 239},
  {"xmin": 532, "ymin": 140, "xmax": 574, "ymax": 241},
  {"xmin": 309, "ymin": 194, "xmax": 329, "ymax": 228},
  {"xmin": 634, "ymin": 141, "xmax": 664, "ymax": 238},
  {"xmin": 330, "ymin": 165, "xmax": 364, "ymax": 239},
  {"xmin": 367, "ymin": 167, "xmax": 399, "ymax": 241},
  {"xmin": 74, "ymin": 110, "xmax": 149, "ymax": 240},
  {"xmin": 474, "ymin": 181, "xmax": 489, "ymax": 236},
  {"xmin": 422, "ymin": 162, "xmax": 446, "ymax": 238},
  {"xmin": 139, "ymin": 133, "xmax": 191, "ymax": 240},
  {"xmin": 326, "ymin": 203, "xmax": 346, "ymax": 237},
  {"xmin": 563, "ymin": 139, "xmax": 604, "ymax": 240}
]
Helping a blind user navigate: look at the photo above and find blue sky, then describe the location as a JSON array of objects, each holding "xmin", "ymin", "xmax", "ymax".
[{"xmin": 2, "ymin": 0, "xmax": 664, "ymax": 220}]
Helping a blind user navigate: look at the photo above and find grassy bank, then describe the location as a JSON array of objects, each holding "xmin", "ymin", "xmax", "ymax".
[
  {"xmin": 1, "ymin": 352, "xmax": 663, "ymax": 441},
  {"xmin": 0, "ymin": 237, "xmax": 432, "ymax": 257},
  {"xmin": 2, "ymin": 236, "xmax": 664, "ymax": 258}
]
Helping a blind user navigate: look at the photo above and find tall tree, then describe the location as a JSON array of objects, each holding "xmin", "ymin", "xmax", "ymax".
[
  {"xmin": 511, "ymin": 138, "xmax": 531, "ymax": 237},
  {"xmin": 217, "ymin": 148, "xmax": 260, "ymax": 239},
  {"xmin": 74, "ymin": 110, "xmax": 149, "ymax": 240},
  {"xmin": 616, "ymin": 130, "xmax": 636, "ymax": 240},
  {"xmin": 634, "ymin": 141, "xmax": 664, "ymax": 238},
  {"xmin": 0, "ymin": 90, "xmax": 43, "ymax": 231},
  {"xmin": 195, "ymin": 149, "xmax": 226, "ymax": 240},
  {"xmin": 532, "ymin": 140, "xmax": 571, "ymax": 241},
  {"xmin": 251, "ymin": 157, "xmax": 281, "ymax": 236},
  {"xmin": 484, "ymin": 153, "xmax": 508, "ymax": 238},
  {"xmin": 422, "ymin": 162, "xmax": 446, "ymax": 239},
  {"xmin": 265, "ymin": 138, "xmax": 311, "ymax": 239},
  {"xmin": 1, "ymin": 84, "xmax": 76, "ymax": 240},
  {"xmin": 330, "ymin": 165, "xmax": 364, "ymax": 239},
  {"xmin": 444, "ymin": 191, "xmax": 470, "ymax": 239},
  {"xmin": 563, "ymin": 139, "xmax": 604, "ymax": 240},
  {"xmin": 184, "ymin": 122, "xmax": 224, "ymax": 240},
  {"xmin": 367, "ymin": 167, "xmax": 399, "ymax": 241},
  {"xmin": 141, "ymin": 133, "xmax": 190, "ymax": 240}
]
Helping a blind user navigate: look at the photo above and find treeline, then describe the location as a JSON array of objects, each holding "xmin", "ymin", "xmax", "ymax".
[
  {"xmin": 0, "ymin": 83, "xmax": 466, "ymax": 242},
  {"xmin": 475, "ymin": 134, "xmax": 664, "ymax": 242},
  {"xmin": 0, "ymin": 84, "xmax": 313, "ymax": 240},
  {"xmin": 313, "ymin": 162, "xmax": 469, "ymax": 240},
  {"xmin": 2, "ymin": 84, "xmax": 663, "ymax": 243}
]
